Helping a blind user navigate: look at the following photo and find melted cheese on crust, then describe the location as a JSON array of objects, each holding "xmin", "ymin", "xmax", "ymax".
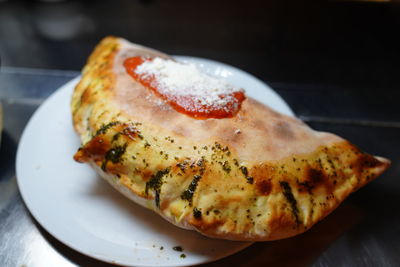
[{"xmin": 71, "ymin": 36, "xmax": 390, "ymax": 241}]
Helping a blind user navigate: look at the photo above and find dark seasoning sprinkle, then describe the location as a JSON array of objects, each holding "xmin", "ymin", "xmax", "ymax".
[
  {"xmin": 101, "ymin": 143, "xmax": 127, "ymax": 171},
  {"xmin": 173, "ymin": 246, "xmax": 183, "ymax": 252},
  {"xmin": 193, "ymin": 207, "xmax": 202, "ymax": 219},
  {"xmin": 84, "ymin": 121, "xmax": 368, "ymax": 247},
  {"xmin": 181, "ymin": 175, "xmax": 202, "ymax": 205},
  {"xmin": 95, "ymin": 121, "xmax": 120, "ymax": 136},
  {"xmin": 145, "ymin": 167, "xmax": 171, "ymax": 208},
  {"xmin": 280, "ymin": 181, "xmax": 301, "ymax": 225}
]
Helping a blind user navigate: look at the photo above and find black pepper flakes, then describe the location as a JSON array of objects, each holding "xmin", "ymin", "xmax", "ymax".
[
  {"xmin": 197, "ymin": 157, "xmax": 205, "ymax": 167},
  {"xmin": 222, "ymin": 161, "xmax": 231, "ymax": 173},
  {"xmin": 279, "ymin": 181, "xmax": 301, "ymax": 225},
  {"xmin": 173, "ymin": 246, "xmax": 183, "ymax": 252},
  {"xmin": 176, "ymin": 162, "xmax": 187, "ymax": 172},
  {"xmin": 246, "ymin": 177, "xmax": 254, "ymax": 184},
  {"xmin": 240, "ymin": 166, "xmax": 248, "ymax": 176},
  {"xmin": 193, "ymin": 207, "xmax": 202, "ymax": 219}
]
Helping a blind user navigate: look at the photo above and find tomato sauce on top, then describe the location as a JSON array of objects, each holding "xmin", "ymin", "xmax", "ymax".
[{"xmin": 124, "ymin": 57, "xmax": 245, "ymax": 119}]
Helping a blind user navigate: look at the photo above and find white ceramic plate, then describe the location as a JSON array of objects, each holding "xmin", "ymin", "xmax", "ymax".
[{"xmin": 16, "ymin": 57, "xmax": 294, "ymax": 267}]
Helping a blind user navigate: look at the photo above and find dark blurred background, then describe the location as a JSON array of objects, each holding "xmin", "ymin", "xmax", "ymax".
[
  {"xmin": 1, "ymin": 0, "xmax": 399, "ymax": 90},
  {"xmin": 1, "ymin": 1, "xmax": 400, "ymax": 266}
]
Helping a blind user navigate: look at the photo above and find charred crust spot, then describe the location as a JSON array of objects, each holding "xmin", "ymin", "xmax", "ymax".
[
  {"xmin": 256, "ymin": 179, "xmax": 272, "ymax": 195},
  {"xmin": 274, "ymin": 121, "xmax": 295, "ymax": 140},
  {"xmin": 308, "ymin": 167, "xmax": 325, "ymax": 185},
  {"xmin": 304, "ymin": 166, "xmax": 334, "ymax": 193},
  {"xmin": 193, "ymin": 207, "xmax": 202, "ymax": 219},
  {"xmin": 355, "ymin": 153, "xmax": 384, "ymax": 170},
  {"xmin": 298, "ymin": 181, "xmax": 313, "ymax": 193},
  {"xmin": 142, "ymin": 170, "xmax": 153, "ymax": 181},
  {"xmin": 279, "ymin": 181, "xmax": 301, "ymax": 225},
  {"xmin": 73, "ymin": 136, "xmax": 110, "ymax": 163},
  {"xmin": 80, "ymin": 87, "xmax": 92, "ymax": 105}
]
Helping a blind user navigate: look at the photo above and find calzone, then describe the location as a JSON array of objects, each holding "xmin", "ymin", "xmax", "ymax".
[{"xmin": 72, "ymin": 37, "xmax": 390, "ymax": 241}]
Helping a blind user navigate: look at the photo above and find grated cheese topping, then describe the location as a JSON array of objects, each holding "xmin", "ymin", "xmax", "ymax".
[{"xmin": 135, "ymin": 57, "xmax": 244, "ymax": 109}]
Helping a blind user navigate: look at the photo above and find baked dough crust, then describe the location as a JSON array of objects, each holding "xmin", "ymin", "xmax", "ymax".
[{"xmin": 72, "ymin": 36, "xmax": 390, "ymax": 241}]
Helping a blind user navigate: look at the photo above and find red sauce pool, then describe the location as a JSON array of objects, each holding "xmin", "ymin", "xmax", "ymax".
[{"xmin": 124, "ymin": 57, "xmax": 245, "ymax": 119}]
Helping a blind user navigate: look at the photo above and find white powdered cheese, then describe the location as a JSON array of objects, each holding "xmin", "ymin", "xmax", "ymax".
[{"xmin": 135, "ymin": 57, "xmax": 243, "ymax": 111}]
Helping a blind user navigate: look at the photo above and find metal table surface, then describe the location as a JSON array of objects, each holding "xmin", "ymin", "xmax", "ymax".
[{"xmin": 0, "ymin": 67, "xmax": 399, "ymax": 267}]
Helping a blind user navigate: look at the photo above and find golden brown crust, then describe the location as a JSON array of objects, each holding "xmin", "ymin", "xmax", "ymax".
[{"xmin": 71, "ymin": 36, "xmax": 390, "ymax": 241}]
